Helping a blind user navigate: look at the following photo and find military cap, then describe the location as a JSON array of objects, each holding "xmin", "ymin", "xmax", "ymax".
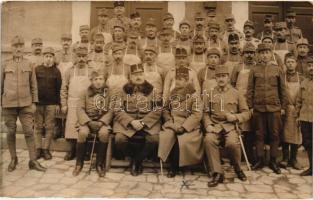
[
  {"xmin": 225, "ymin": 14, "xmax": 235, "ymax": 20},
  {"xmin": 243, "ymin": 42, "xmax": 256, "ymax": 52},
  {"xmin": 228, "ymin": 32, "xmax": 239, "ymax": 43},
  {"xmin": 264, "ymin": 14, "xmax": 273, "ymax": 23},
  {"xmin": 32, "ymin": 37, "xmax": 43, "ymax": 45},
  {"xmin": 215, "ymin": 65, "xmax": 229, "ymax": 75},
  {"xmin": 175, "ymin": 47, "xmax": 188, "ymax": 57},
  {"xmin": 257, "ymin": 43, "xmax": 271, "ymax": 52},
  {"xmin": 275, "ymin": 22, "xmax": 287, "ymax": 30},
  {"xmin": 11, "ymin": 35, "xmax": 24, "ymax": 45},
  {"xmin": 130, "ymin": 63, "xmax": 144, "ymax": 74},
  {"xmin": 194, "ymin": 12, "xmax": 205, "ymax": 19},
  {"xmin": 75, "ymin": 46, "xmax": 88, "ymax": 55},
  {"xmin": 208, "ymin": 22, "xmax": 220, "ymax": 30},
  {"xmin": 179, "ymin": 18, "xmax": 191, "ymax": 28},
  {"xmin": 262, "ymin": 35, "xmax": 274, "ymax": 42},
  {"xmin": 144, "ymin": 45, "xmax": 157, "ymax": 54},
  {"xmin": 286, "ymin": 10, "xmax": 296, "ymax": 18},
  {"xmin": 90, "ymin": 68, "xmax": 105, "ymax": 80},
  {"xmin": 207, "ymin": 48, "xmax": 221, "ymax": 57},
  {"xmin": 207, "ymin": 8, "xmax": 216, "ymax": 17},
  {"xmin": 193, "ymin": 35, "xmax": 205, "ymax": 43},
  {"xmin": 97, "ymin": 8, "xmax": 108, "ymax": 16},
  {"xmin": 163, "ymin": 12, "xmax": 174, "ymax": 21},
  {"xmin": 176, "ymin": 67, "xmax": 189, "ymax": 80},
  {"xmin": 296, "ymin": 38, "xmax": 309, "ymax": 46},
  {"xmin": 94, "ymin": 33, "xmax": 105, "ymax": 41},
  {"xmin": 112, "ymin": 44, "xmax": 125, "ymax": 53},
  {"xmin": 130, "ymin": 12, "xmax": 140, "ymax": 19},
  {"xmin": 114, "ymin": 1, "xmax": 125, "ymax": 7},
  {"xmin": 42, "ymin": 47, "xmax": 55, "ymax": 55},
  {"xmin": 79, "ymin": 25, "xmax": 90, "ymax": 32},
  {"xmin": 113, "ymin": 23, "xmax": 125, "ymax": 31},
  {"xmin": 160, "ymin": 27, "xmax": 172, "ymax": 36},
  {"xmin": 146, "ymin": 18, "xmax": 156, "ymax": 27},
  {"xmin": 307, "ymin": 56, "xmax": 313, "ymax": 63},
  {"xmin": 61, "ymin": 33, "xmax": 72, "ymax": 40},
  {"xmin": 284, "ymin": 52, "xmax": 296, "ymax": 61},
  {"xmin": 244, "ymin": 20, "xmax": 255, "ymax": 28}
]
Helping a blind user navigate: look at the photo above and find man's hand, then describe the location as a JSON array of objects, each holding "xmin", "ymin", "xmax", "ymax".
[
  {"xmin": 226, "ymin": 113, "xmax": 237, "ymax": 122},
  {"xmin": 55, "ymin": 105, "xmax": 60, "ymax": 116},
  {"xmin": 215, "ymin": 112, "xmax": 226, "ymax": 121},
  {"xmin": 281, "ymin": 109, "xmax": 285, "ymax": 116},
  {"xmin": 61, "ymin": 106, "xmax": 68, "ymax": 114},
  {"xmin": 206, "ymin": 124, "xmax": 215, "ymax": 133},
  {"xmin": 130, "ymin": 120, "xmax": 144, "ymax": 131},
  {"xmin": 31, "ymin": 103, "xmax": 36, "ymax": 113},
  {"xmin": 176, "ymin": 127, "xmax": 186, "ymax": 135},
  {"xmin": 88, "ymin": 121, "xmax": 102, "ymax": 132}
]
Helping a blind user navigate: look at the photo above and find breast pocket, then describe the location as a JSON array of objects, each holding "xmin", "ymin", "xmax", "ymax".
[
  {"xmin": 3, "ymin": 67, "xmax": 16, "ymax": 95},
  {"xmin": 225, "ymin": 99, "xmax": 238, "ymax": 113},
  {"xmin": 21, "ymin": 66, "xmax": 33, "ymax": 85}
]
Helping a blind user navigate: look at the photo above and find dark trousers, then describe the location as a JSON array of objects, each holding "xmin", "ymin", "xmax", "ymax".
[
  {"xmin": 253, "ymin": 111, "xmax": 282, "ymax": 158},
  {"xmin": 300, "ymin": 121, "xmax": 312, "ymax": 169},
  {"xmin": 243, "ymin": 131, "xmax": 256, "ymax": 164},
  {"xmin": 168, "ymin": 140, "xmax": 179, "ymax": 171}
]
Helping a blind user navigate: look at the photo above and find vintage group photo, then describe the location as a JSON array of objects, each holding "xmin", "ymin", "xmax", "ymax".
[{"xmin": 1, "ymin": 1, "xmax": 313, "ymax": 198}]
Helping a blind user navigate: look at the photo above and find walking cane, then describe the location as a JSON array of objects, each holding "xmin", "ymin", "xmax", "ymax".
[
  {"xmin": 235, "ymin": 122, "xmax": 251, "ymax": 171},
  {"xmin": 160, "ymin": 159, "xmax": 164, "ymax": 177},
  {"xmin": 88, "ymin": 133, "xmax": 97, "ymax": 175}
]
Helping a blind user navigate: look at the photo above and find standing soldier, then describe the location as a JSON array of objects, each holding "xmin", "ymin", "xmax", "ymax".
[
  {"xmin": 26, "ymin": 37, "xmax": 44, "ymax": 67},
  {"xmin": 221, "ymin": 14, "xmax": 244, "ymax": 45},
  {"xmin": 140, "ymin": 18, "xmax": 159, "ymax": 50},
  {"xmin": 190, "ymin": 35, "xmax": 207, "ymax": 73},
  {"xmin": 230, "ymin": 42, "xmax": 256, "ymax": 164},
  {"xmin": 158, "ymin": 67, "xmax": 203, "ymax": 178},
  {"xmin": 108, "ymin": 1, "xmax": 131, "ymax": 33},
  {"xmin": 193, "ymin": 12, "xmax": 207, "ymax": 40},
  {"xmin": 129, "ymin": 12, "xmax": 144, "ymax": 39},
  {"xmin": 161, "ymin": 12, "xmax": 179, "ymax": 42},
  {"xmin": 90, "ymin": 8, "xmax": 112, "ymax": 45},
  {"xmin": 296, "ymin": 38, "xmax": 310, "ymax": 75},
  {"xmin": 60, "ymin": 46, "xmax": 93, "ymax": 161},
  {"xmin": 203, "ymin": 65, "xmax": 250, "ymax": 187},
  {"xmin": 114, "ymin": 63, "xmax": 162, "ymax": 176},
  {"xmin": 224, "ymin": 33, "xmax": 242, "ymax": 75},
  {"xmin": 285, "ymin": 11, "xmax": 303, "ymax": 44},
  {"xmin": 257, "ymin": 15, "xmax": 275, "ymax": 40},
  {"xmin": 206, "ymin": 8, "xmax": 217, "ymax": 25},
  {"xmin": 261, "ymin": 36, "xmax": 284, "ymax": 70},
  {"xmin": 73, "ymin": 69, "xmax": 112, "ymax": 177},
  {"xmin": 295, "ymin": 56, "xmax": 313, "ymax": 176},
  {"xmin": 242, "ymin": 20, "xmax": 260, "ymax": 48},
  {"xmin": 247, "ymin": 43, "xmax": 289, "ymax": 174},
  {"xmin": 88, "ymin": 33, "xmax": 108, "ymax": 72},
  {"xmin": 163, "ymin": 47, "xmax": 201, "ymax": 103},
  {"xmin": 156, "ymin": 28, "xmax": 175, "ymax": 74},
  {"xmin": 176, "ymin": 19, "xmax": 192, "ymax": 56},
  {"xmin": 279, "ymin": 53, "xmax": 303, "ymax": 170},
  {"xmin": 73, "ymin": 25, "xmax": 93, "ymax": 53},
  {"xmin": 123, "ymin": 31, "xmax": 142, "ymax": 66},
  {"xmin": 105, "ymin": 23, "xmax": 127, "ymax": 55},
  {"xmin": 207, "ymin": 22, "xmax": 227, "ymax": 56},
  {"xmin": 1, "ymin": 36, "xmax": 46, "ymax": 172}
]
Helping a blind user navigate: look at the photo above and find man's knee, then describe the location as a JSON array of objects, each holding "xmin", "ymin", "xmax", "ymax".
[
  {"xmin": 204, "ymin": 133, "xmax": 218, "ymax": 146},
  {"xmin": 146, "ymin": 134, "xmax": 159, "ymax": 144},
  {"xmin": 115, "ymin": 133, "xmax": 128, "ymax": 144},
  {"xmin": 98, "ymin": 126, "xmax": 110, "ymax": 143},
  {"xmin": 77, "ymin": 126, "xmax": 90, "ymax": 143}
]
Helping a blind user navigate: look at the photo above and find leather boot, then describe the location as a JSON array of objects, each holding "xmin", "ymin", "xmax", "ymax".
[
  {"xmin": 167, "ymin": 142, "xmax": 179, "ymax": 178},
  {"xmin": 29, "ymin": 160, "xmax": 46, "ymax": 172},
  {"xmin": 269, "ymin": 157, "xmax": 281, "ymax": 174},
  {"xmin": 252, "ymin": 157, "xmax": 264, "ymax": 170},
  {"xmin": 64, "ymin": 140, "xmax": 76, "ymax": 161},
  {"xmin": 289, "ymin": 144, "xmax": 302, "ymax": 170},
  {"xmin": 96, "ymin": 142, "xmax": 107, "ymax": 177},
  {"xmin": 300, "ymin": 148, "xmax": 312, "ymax": 176},
  {"xmin": 279, "ymin": 143, "xmax": 289, "ymax": 169},
  {"xmin": 36, "ymin": 148, "xmax": 43, "ymax": 160},
  {"xmin": 72, "ymin": 142, "xmax": 85, "ymax": 176},
  {"xmin": 8, "ymin": 157, "xmax": 18, "ymax": 172},
  {"xmin": 42, "ymin": 149, "xmax": 52, "ymax": 160},
  {"xmin": 208, "ymin": 173, "xmax": 224, "ymax": 187}
]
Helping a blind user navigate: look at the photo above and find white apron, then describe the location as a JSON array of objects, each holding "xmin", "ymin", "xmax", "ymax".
[
  {"xmin": 89, "ymin": 52, "xmax": 106, "ymax": 71},
  {"xmin": 106, "ymin": 63, "xmax": 128, "ymax": 96},
  {"xmin": 65, "ymin": 67, "xmax": 90, "ymax": 139},
  {"xmin": 274, "ymin": 41, "xmax": 289, "ymax": 67},
  {"xmin": 202, "ymin": 67, "xmax": 217, "ymax": 109},
  {"xmin": 142, "ymin": 38, "xmax": 158, "ymax": 50},
  {"xmin": 123, "ymin": 45, "xmax": 141, "ymax": 66},
  {"xmin": 144, "ymin": 64, "xmax": 163, "ymax": 94},
  {"xmin": 156, "ymin": 46, "xmax": 175, "ymax": 74},
  {"xmin": 207, "ymin": 39, "xmax": 223, "ymax": 54},
  {"xmin": 190, "ymin": 53, "xmax": 206, "ymax": 73},
  {"xmin": 283, "ymin": 73, "xmax": 302, "ymax": 144}
]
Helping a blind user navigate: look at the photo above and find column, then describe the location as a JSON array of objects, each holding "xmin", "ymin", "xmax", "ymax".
[
  {"xmin": 168, "ymin": 2, "xmax": 186, "ymax": 31},
  {"xmin": 71, "ymin": 2, "xmax": 91, "ymax": 43},
  {"xmin": 232, "ymin": 1, "xmax": 249, "ymax": 32}
]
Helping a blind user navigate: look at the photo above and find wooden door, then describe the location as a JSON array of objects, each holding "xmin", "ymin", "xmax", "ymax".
[{"xmin": 90, "ymin": 1, "xmax": 168, "ymax": 30}]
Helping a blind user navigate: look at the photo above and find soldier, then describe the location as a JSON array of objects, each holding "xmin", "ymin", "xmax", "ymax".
[
  {"xmin": 88, "ymin": 33, "xmax": 108, "ymax": 72},
  {"xmin": 108, "ymin": 1, "xmax": 131, "ymax": 33},
  {"xmin": 129, "ymin": 12, "xmax": 145, "ymax": 39},
  {"xmin": 285, "ymin": 11, "xmax": 303, "ymax": 44},
  {"xmin": 203, "ymin": 65, "xmax": 250, "ymax": 187},
  {"xmin": 190, "ymin": 35, "xmax": 207, "ymax": 73},
  {"xmin": 261, "ymin": 36, "xmax": 284, "ymax": 70},
  {"xmin": 256, "ymin": 15, "xmax": 275, "ymax": 40},
  {"xmin": 104, "ymin": 23, "xmax": 127, "ymax": 56},
  {"xmin": 60, "ymin": 46, "xmax": 93, "ymax": 161},
  {"xmin": 176, "ymin": 19, "xmax": 193, "ymax": 56},
  {"xmin": 242, "ymin": 20, "xmax": 260, "ymax": 48},
  {"xmin": 161, "ymin": 12, "xmax": 179, "ymax": 42},
  {"xmin": 224, "ymin": 33, "xmax": 242, "ymax": 75},
  {"xmin": 247, "ymin": 43, "xmax": 289, "ymax": 174},
  {"xmin": 230, "ymin": 42, "xmax": 257, "ymax": 164},
  {"xmin": 73, "ymin": 69, "xmax": 112, "ymax": 177},
  {"xmin": 34, "ymin": 47, "xmax": 62, "ymax": 160},
  {"xmin": 90, "ymin": 8, "xmax": 112, "ymax": 44},
  {"xmin": 295, "ymin": 56, "xmax": 313, "ymax": 176},
  {"xmin": 296, "ymin": 38, "xmax": 310, "ymax": 75},
  {"xmin": 193, "ymin": 12, "xmax": 207, "ymax": 40},
  {"xmin": 1, "ymin": 36, "xmax": 46, "ymax": 172},
  {"xmin": 279, "ymin": 53, "xmax": 303, "ymax": 170},
  {"xmin": 123, "ymin": 31, "xmax": 142, "ymax": 66},
  {"xmin": 140, "ymin": 18, "xmax": 159, "ymax": 50},
  {"xmin": 163, "ymin": 47, "xmax": 201, "ymax": 103},
  {"xmin": 273, "ymin": 22, "xmax": 295, "ymax": 68},
  {"xmin": 158, "ymin": 67, "xmax": 203, "ymax": 178},
  {"xmin": 26, "ymin": 37, "xmax": 44, "ymax": 67},
  {"xmin": 206, "ymin": 8, "xmax": 217, "ymax": 25},
  {"xmin": 73, "ymin": 25, "xmax": 93, "ymax": 53},
  {"xmin": 221, "ymin": 14, "xmax": 244, "ymax": 45},
  {"xmin": 114, "ymin": 63, "xmax": 162, "ymax": 176},
  {"xmin": 207, "ymin": 22, "xmax": 227, "ymax": 56}
]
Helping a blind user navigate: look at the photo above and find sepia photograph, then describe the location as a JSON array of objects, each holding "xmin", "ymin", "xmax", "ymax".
[{"xmin": 0, "ymin": 0, "xmax": 313, "ymax": 198}]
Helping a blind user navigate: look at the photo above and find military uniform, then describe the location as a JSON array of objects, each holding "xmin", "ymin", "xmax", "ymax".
[
  {"xmin": 285, "ymin": 11, "xmax": 303, "ymax": 44},
  {"xmin": 176, "ymin": 19, "xmax": 193, "ymax": 56},
  {"xmin": 108, "ymin": 1, "xmax": 131, "ymax": 33},
  {"xmin": 247, "ymin": 43, "xmax": 289, "ymax": 174},
  {"xmin": 190, "ymin": 35, "xmax": 207, "ymax": 73},
  {"xmin": 25, "ymin": 37, "xmax": 44, "ymax": 67},
  {"xmin": 160, "ymin": 12, "xmax": 180, "ymax": 42},
  {"xmin": 224, "ymin": 33, "xmax": 242, "ymax": 75},
  {"xmin": 114, "ymin": 63, "xmax": 162, "ymax": 176},
  {"xmin": 207, "ymin": 22, "xmax": 228, "ymax": 56},
  {"xmin": 203, "ymin": 65, "xmax": 250, "ymax": 186},
  {"xmin": 72, "ymin": 25, "xmax": 94, "ymax": 54},
  {"xmin": 242, "ymin": 20, "xmax": 260, "ymax": 48},
  {"xmin": 88, "ymin": 33, "xmax": 109, "ymax": 73},
  {"xmin": 1, "ymin": 36, "xmax": 46, "ymax": 172},
  {"xmin": 192, "ymin": 12, "xmax": 207, "ymax": 40},
  {"xmin": 256, "ymin": 15, "xmax": 275, "ymax": 40},
  {"xmin": 90, "ymin": 8, "xmax": 112, "ymax": 44},
  {"xmin": 139, "ymin": 18, "xmax": 160, "ymax": 50},
  {"xmin": 221, "ymin": 14, "xmax": 244, "ymax": 46},
  {"xmin": 296, "ymin": 38, "xmax": 310, "ymax": 75}
]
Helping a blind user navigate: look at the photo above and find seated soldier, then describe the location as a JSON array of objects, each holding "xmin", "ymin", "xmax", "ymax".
[
  {"xmin": 72, "ymin": 69, "xmax": 113, "ymax": 177},
  {"xmin": 114, "ymin": 63, "xmax": 162, "ymax": 176},
  {"xmin": 158, "ymin": 67, "xmax": 204, "ymax": 178},
  {"xmin": 203, "ymin": 65, "xmax": 251, "ymax": 187}
]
